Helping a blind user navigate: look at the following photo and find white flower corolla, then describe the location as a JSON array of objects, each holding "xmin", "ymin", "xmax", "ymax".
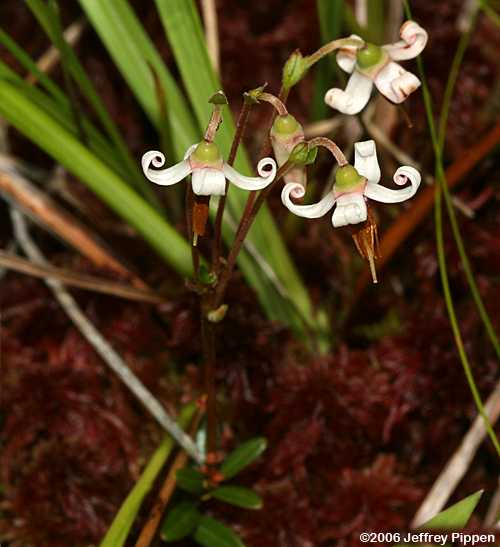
[
  {"xmin": 325, "ymin": 21, "xmax": 428, "ymax": 114},
  {"xmin": 281, "ymin": 140, "xmax": 421, "ymax": 228},
  {"xmin": 142, "ymin": 141, "xmax": 277, "ymax": 197}
]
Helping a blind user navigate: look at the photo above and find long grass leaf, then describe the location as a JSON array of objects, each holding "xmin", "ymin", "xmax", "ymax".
[
  {"xmin": 25, "ymin": 0, "xmax": 160, "ymax": 207},
  {"xmin": 0, "ymin": 79, "xmax": 193, "ymax": 277}
]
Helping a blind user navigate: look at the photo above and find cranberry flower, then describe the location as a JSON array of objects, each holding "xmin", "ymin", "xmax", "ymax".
[
  {"xmin": 281, "ymin": 139, "xmax": 421, "ymax": 228},
  {"xmin": 142, "ymin": 141, "xmax": 277, "ymax": 196},
  {"xmin": 325, "ymin": 21, "xmax": 428, "ymax": 114}
]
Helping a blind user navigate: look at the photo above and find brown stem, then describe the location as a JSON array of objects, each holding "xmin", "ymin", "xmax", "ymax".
[
  {"xmin": 201, "ymin": 296, "xmax": 217, "ymax": 457},
  {"xmin": 213, "ymin": 161, "xmax": 293, "ymax": 308},
  {"xmin": 258, "ymin": 92, "xmax": 288, "ymax": 116},
  {"xmin": 308, "ymin": 136, "xmax": 348, "ymax": 166},
  {"xmin": 133, "ymin": 411, "xmax": 202, "ymax": 547},
  {"xmin": 211, "ymin": 100, "xmax": 253, "ymax": 272},
  {"xmin": 305, "ymin": 37, "xmax": 364, "ymax": 68}
]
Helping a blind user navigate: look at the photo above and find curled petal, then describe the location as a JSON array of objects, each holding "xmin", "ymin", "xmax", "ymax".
[
  {"xmin": 183, "ymin": 143, "xmax": 198, "ymax": 160},
  {"xmin": 325, "ymin": 70, "xmax": 373, "ymax": 115},
  {"xmin": 191, "ymin": 167, "xmax": 226, "ymax": 196},
  {"xmin": 282, "ymin": 183, "xmax": 336, "ymax": 218},
  {"xmin": 364, "ymin": 165, "xmax": 421, "ymax": 203},
  {"xmin": 374, "ymin": 61, "xmax": 420, "ymax": 104},
  {"xmin": 336, "ymin": 34, "xmax": 362, "ymax": 73},
  {"xmin": 223, "ymin": 157, "xmax": 277, "ymax": 191},
  {"xmin": 354, "ymin": 140, "xmax": 381, "ymax": 184},
  {"xmin": 142, "ymin": 150, "xmax": 192, "ymax": 186},
  {"xmin": 383, "ymin": 21, "xmax": 428, "ymax": 61},
  {"xmin": 332, "ymin": 193, "xmax": 367, "ymax": 227}
]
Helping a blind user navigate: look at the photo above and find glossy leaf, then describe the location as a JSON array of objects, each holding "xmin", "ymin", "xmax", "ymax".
[
  {"xmin": 161, "ymin": 501, "xmax": 200, "ymax": 542},
  {"xmin": 421, "ymin": 490, "xmax": 483, "ymax": 530},
  {"xmin": 175, "ymin": 467, "xmax": 205, "ymax": 495},
  {"xmin": 220, "ymin": 438, "xmax": 267, "ymax": 480},
  {"xmin": 194, "ymin": 516, "xmax": 244, "ymax": 547},
  {"xmin": 210, "ymin": 486, "xmax": 263, "ymax": 510},
  {"xmin": 98, "ymin": 403, "xmax": 197, "ymax": 547}
]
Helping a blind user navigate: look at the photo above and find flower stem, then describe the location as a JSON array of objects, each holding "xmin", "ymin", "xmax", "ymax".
[
  {"xmin": 258, "ymin": 92, "xmax": 289, "ymax": 116},
  {"xmin": 305, "ymin": 37, "xmax": 364, "ymax": 69},
  {"xmin": 213, "ymin": 161, "xmax": 293, "ymax": 308},
  {"xmin": 308, "ymin": 136, "xmax": 348, "ymax": 166},
  {"xmin": 211, "ymin": 99, "xmax": 253, "ymax": 272},
  {"xmin": 201, "ymin": 296, "xmax": 217, "ymax": 458},
  {"xmin": 185, "ymin": 184, "xmax": 200, "ymax": 277},
  {"xmin": 204, "ymin": 105, "xmax": 222, "ymax": 143}
]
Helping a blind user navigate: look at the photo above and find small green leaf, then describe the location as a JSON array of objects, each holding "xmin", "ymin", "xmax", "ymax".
[
  {"xmin": 161, "ymin": 501, "xmax": 200, "ymax": 542},
  {"xmin": 420, "ymin": 490, "xmax": 483, "ymax": 530},
  {"xmin": 176, "ymin": 467, "xmax": 205, "ymax": 495},
  {"xmin": 220, "ymin": 438, "xmax": 267, "ymax": 480},
  {"xmin": 194, "ymin": 516, "xmax": 244, "ymax": 547},
  {"xmin": 210, "ymin": 486, "xmax": 263, "ymax": 510}
]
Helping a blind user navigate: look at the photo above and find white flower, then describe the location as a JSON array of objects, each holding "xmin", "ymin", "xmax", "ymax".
[
  {"xmin": 281, "ymin": 140, "xmax": 421, "ymax": 228},
  {"xmin": 325, "ymin": 21, "xmax": 428, "ymax": 115},
  {"xmin": 142, "ymin": 141, "xmax": 277, "ymax": 197}
]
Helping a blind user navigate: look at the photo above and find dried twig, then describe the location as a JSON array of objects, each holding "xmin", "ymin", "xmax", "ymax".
[
  {"xmin": 201, "ymin": 0, "xmax": 220, "ymax": 75},
  {"xmin": 484, "ymin": 477, "xmax": 500, "ymax": 529},
  {"xmin": 26, "ymin": 18, "xmax": 87, "ymax": 84},
  {"xmin": 0, "ymin": 250, "xmax": 165, "ymax": 304},
  {"xmin": 134, "ymin": 411, "xmax": 203, "ymax": 547},
  {"xmin": 0, "ymin": 159, "xmax": 146, "ymax": 288},
  {"xmin": 10, "ymin": 208, "xmax": 203, "ymax": 464},
  {"xmin": 412, "ymin": 379, "xmax": 500, "ymax": 528}
]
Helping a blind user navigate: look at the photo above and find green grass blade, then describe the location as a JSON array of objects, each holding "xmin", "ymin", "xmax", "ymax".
[
  {"xmin": 421, "ymin": 490, "xmax": 483, "ymax": 530},
  {"xmin": 99, "ymin": 403, "xmax": 197, "ymax": 547},
  {"xmin": 26, "ymin": 0, "xmax": 160, "ymax": 207},
  {"xmin": 0, "ymin": 79, "xmax": 193, "ymax": 277},
  {"xmin": 0, "ymin": 28, "xmax": 65, "ymax": 103},
  {"xmin": 311, "ymin": 0, "xmax": 344, "ymax": 120},
  {"xmin": 78, "ymin": 0, "xmax": 198, "ymax": 156}
]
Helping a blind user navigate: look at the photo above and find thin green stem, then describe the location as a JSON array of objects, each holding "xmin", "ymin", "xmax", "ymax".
[
  {"xmin": 305, "ymin": 37, "xmax": 364, "ymax": 69},
  {"xmin": 404, "ymin": 0, "xmax": 500, "ymax": 455}
]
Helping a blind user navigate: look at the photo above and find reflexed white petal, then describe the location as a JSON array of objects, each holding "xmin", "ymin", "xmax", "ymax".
[
  {"xmin": 281, "ymin": 183, "xmax": 336, "ymax": 218},
  {"xmin": 383, "ymin": 21, "xmax": 428, "ymax": 61},
  {"xmin": 374, "ymin": 61, "xmax": 420, "ymax": 104},
  {"xmin": 325, "ymin": 71, "xmax": 373, "ymax": 115},
  {"xmin": 142, "ymin": 150, "xmax": 192, "ymax": 186},
  {"xmin": 183, "ymin": 143, "xmax": 199, "ymax": 160},
  {"xmin": 191, "ymin": 168, "xmax": 226, "ymax": 196},
  {"xmin": 332, "ymin": 193, "xmax": 367, "ymax": 227},
  {"xmin": 364, "ymin": 165, "xmax": 421, "ymax": 203},
  {"xmin": 222, "ymin": 157, "xmax": 277, "ymax": 191},
  {"xmin": 354, "ymin": 140, "xmax": 381, "ymax": 184},
  {"xmin": 336, "ymin": 34, "xmax": 362, "ymax": 73}
]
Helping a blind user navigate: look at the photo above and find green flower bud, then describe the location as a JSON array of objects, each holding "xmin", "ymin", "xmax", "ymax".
[
  {"xmin": 288, "ymin": 142, "xmax": 310, "ymax": 165},
  {"xmin": 282, "ymin": 49, "xmax": 308, "ymax": 90},
  {"xmin": 335, "ymin": 165, "xmax": 364, "ymax": 190},
  {"xmin": 356, "ymin": 43, "xmax": 383, "ymax": 69},
  {"xmin": 192, "ymin": 141, "xmax": 221, "ymax": 163},
  {"xmin": 208, "ymin": 90, "xmax": 228, "ymax": 105},
  {"xmin": 272, "ymin": 114, "xmax": 300, "ymax": 135}
]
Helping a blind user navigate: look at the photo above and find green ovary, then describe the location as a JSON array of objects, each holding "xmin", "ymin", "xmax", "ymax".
[
  {"xmin": 356, "ymin": 43, "xmax": 383, "ymax": 69},
  {"xmin": 192, "ymin": 141, "xmax": 221, "ymax": 163},
  {"xmin": 273, "ymin": 114, "xmax": 299, "ymax": 135},
  {"xmin": 335, "ymin": 165, "xmax": 364, "ymax": 191}
]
